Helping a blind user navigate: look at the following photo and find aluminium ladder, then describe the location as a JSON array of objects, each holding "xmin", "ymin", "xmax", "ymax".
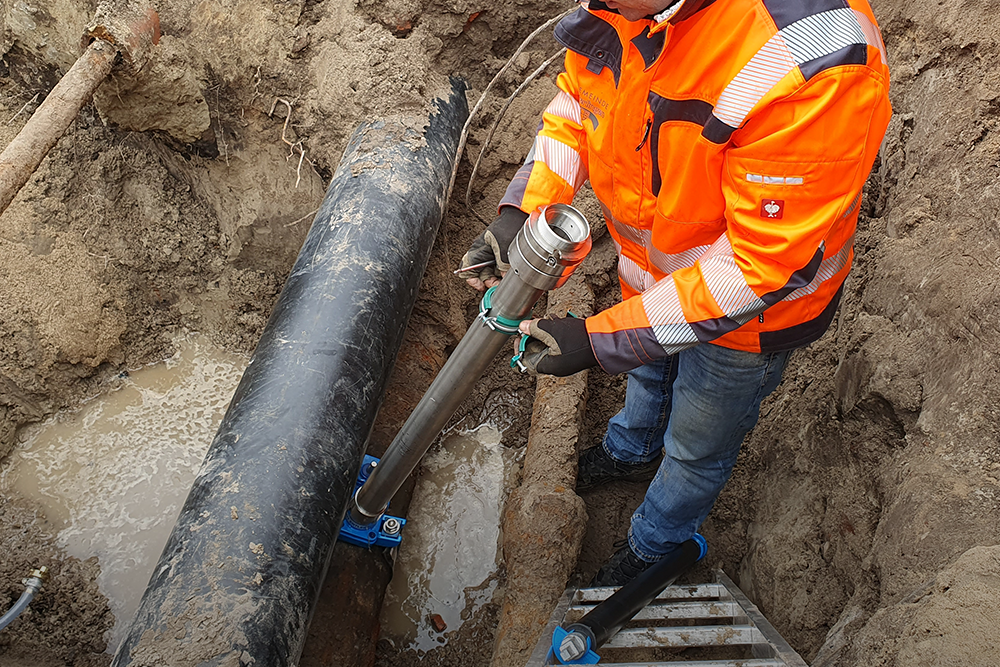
[{"xmin": 526, "ymin": 570, "xmax": 808, "ymax": 667}]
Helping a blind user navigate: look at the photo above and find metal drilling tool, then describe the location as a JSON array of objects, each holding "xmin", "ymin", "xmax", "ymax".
[{"xmin": 343, "ymin": 203, "xmax": 591, "ymax": 539}]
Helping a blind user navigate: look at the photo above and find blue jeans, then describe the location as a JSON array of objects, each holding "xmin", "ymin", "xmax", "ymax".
[{"xmin": 601, "ymin": 343, "xmax": 792, "ymax": 562}]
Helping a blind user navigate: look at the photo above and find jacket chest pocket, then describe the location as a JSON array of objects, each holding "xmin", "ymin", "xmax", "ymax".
[{"xmin": 645, "ymin": 107, "xmax": 728, "ymax": 226}]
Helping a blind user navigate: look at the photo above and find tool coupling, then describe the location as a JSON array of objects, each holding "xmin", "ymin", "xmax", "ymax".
[{"xmin": 509, "ymin": 203, "xmax": 592, "ymax": 291}]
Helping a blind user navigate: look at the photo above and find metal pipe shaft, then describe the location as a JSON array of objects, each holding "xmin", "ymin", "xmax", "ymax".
[{"xmin": 351, "ymin": 204, "xmax": 592, "ymax": 523}]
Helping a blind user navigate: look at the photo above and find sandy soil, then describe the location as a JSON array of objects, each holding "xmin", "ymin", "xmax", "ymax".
[{"xmin": 2, "ymin": 0, "xmax": 999, "ymax": 665}]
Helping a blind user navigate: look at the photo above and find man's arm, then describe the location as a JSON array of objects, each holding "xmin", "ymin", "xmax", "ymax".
[
  {"xmin": 460, "ymin": 55, "xmax": 591, "ymax": 291},
  {"xmin": 498, "ymin": 59, "xmax": 591, "ymax": 214}
]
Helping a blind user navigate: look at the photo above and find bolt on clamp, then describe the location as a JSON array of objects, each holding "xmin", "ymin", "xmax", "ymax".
[{"xmin": 477, "ymin": 285, "xmax": 523, "ymax": 335}]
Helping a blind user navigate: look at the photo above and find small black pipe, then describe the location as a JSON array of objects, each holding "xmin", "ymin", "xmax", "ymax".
[
  {"xmin": 111, "ymin": 78, "xmax": 468, "ymax": 667},
  {"xmin": 569, "ymin": 537, "xmax": 706, "ymax": 649}
]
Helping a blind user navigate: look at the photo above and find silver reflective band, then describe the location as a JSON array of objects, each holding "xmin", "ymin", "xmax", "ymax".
[{"xmin": 746, "ymin": 173, "xmax": 804, "ymax": 185}]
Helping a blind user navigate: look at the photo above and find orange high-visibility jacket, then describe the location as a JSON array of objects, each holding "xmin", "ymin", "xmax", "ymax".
[{"xmin": 500, "ymin": 0, "xmax": 892, "ymax": 373}]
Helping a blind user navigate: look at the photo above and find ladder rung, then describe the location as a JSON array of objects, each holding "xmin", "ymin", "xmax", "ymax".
[
  {"xmin": 576, "ymin": 584, "xmax": 725, "ymax": 603},
  {"xmin": 591, "ymin": 660, "xmax": 784, "ymax": 667},
  {"xmin": 603, "ymin": 624, "xmax": 764, "ymax": 649},
  {"xmin": 566, "ymin": 600, "xmax": 742, "ymax": 623}
]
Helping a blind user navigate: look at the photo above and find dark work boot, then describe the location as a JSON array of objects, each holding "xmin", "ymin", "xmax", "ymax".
[
  {"xmin": 576, "ymin": 446, "xmax": 662, "ymax": 491},
  {"xmin": 590, "ymin": 540, "xmax": 654, "ymax": 587}
]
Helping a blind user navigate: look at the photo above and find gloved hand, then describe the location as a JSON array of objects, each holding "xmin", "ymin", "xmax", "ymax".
[
  {"xmin": 458, "ymin": 206, "xmax": 529, "ymax": 291},
  {"xmin": 516, "ymin": 317, "xmax": 598, "ymax": 377}
]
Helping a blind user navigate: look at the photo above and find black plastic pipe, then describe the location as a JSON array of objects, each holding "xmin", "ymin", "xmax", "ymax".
[
  {"xmin": 111, "ymin": 78, "xmax": 468, "ymax": 667},
  {"xmin": 556, "ymin": 536, "xmax": 706, "ymax": 662}
]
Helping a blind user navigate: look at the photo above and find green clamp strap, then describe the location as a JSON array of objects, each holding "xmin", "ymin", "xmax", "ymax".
[
  {"xmin": 478, "ymin": 285, "xmax": 523, "ymax": 335},
  {"xmin": 511, "ymin": 333, "xmax": 532, "ymax": 371}
]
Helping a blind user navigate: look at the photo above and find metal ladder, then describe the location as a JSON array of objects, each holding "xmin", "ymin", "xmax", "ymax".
[{"xmin": 526, "ymin": 570, "xmax": 808, "ymax": 666}]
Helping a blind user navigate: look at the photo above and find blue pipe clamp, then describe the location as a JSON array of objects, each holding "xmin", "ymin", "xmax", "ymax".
[
  {"xmin": 549, "ymin": 625, "xmax": 600, "ymax": 664},
  {"xmin": 339, "ymin": 455, "xmax": 406, "ymax": 549}
]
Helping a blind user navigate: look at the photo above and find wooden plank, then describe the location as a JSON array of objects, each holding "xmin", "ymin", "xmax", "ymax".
[
  {"xmin": 593, "ymin": 660, "xmax": 783, "ymax": 667},
  {"xmin": 575, "ymin": 584, "xmax": 725, "ymax": 604}
]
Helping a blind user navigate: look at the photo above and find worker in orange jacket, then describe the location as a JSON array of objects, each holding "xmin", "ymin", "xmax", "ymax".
[{"xmin": 460, "ymin": 0, "xmax": 891, "ymax": 585}]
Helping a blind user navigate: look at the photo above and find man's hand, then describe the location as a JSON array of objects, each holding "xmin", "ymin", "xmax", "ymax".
[
  {"xmin": 458, "ymin": 207, "xmax": 529, "ymax": 291},
  {"xmin": 517, "ymin": 317, "xmax": 598, "ymax": 376}
]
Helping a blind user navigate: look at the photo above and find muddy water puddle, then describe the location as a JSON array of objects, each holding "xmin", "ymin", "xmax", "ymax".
[
  {"xmin": 0, "ymin": 334, "xmax": 247, "ymax": 650},
  {"xmin": 380, "ymin": 425, "xmax": 516, "ymax": 653}
]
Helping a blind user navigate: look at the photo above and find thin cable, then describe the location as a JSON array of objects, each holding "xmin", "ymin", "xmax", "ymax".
[
  {"xmin": 464, "ymin": 47, "xmax": 567, "ymax": 225},
  {"xmin": 446, "ymin": 6, "xmax": 575, "ymax": 212}
]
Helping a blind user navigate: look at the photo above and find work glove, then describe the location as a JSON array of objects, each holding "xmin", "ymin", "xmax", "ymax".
[
  {"xmin": 517, "ymin": 317, "xmax": 598, "ymax": 377},
  {"xmin": 458, "ymin": 206, "xmax": 529, "ymax": 291}
]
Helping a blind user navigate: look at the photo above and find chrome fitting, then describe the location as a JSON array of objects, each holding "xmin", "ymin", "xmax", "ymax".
[{"xmin": 509, "ymin": 203, "xmax": 592, "ymax": 291}]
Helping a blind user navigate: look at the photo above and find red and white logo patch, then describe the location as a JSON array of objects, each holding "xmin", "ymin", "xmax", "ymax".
[{"xmin": 760, "ymin": 199, "xmax": 784, "ymax": 219}]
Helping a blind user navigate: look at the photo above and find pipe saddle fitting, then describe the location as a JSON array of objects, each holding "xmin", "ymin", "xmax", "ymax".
[{"xmin": 509, "ymin": 203, "xmax": 592, "ymax": 291}]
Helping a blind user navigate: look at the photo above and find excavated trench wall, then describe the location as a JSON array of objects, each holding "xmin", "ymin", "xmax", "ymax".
[{"xmin": 2, "ymin": 0, "xmax": 1000, "ymax": 665}]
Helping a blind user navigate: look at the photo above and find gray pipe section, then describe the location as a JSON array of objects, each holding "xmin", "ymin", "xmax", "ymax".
[
  {"xmin": 352, "ymin": 204, "xmax": 592, "ymax": 523},
  {"xmin": 0, "ymin": 567, "xmax": 46, "ymax": 632},
  {"xmin": 110, "ymin": 79, "xmax": 468, "ymax": 667}
]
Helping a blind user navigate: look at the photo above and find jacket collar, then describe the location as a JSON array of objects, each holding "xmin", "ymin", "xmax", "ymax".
[{"xmin": 585, "ymin": 0, "xmax": 716, "ymax": 32}]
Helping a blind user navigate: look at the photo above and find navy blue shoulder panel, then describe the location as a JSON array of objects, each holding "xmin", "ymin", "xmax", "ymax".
[
  {"xmin": 762, "ymin": 0, "xmax": 850, "ymax": 29},
  {"xmin": 631, "ymin": 25, "xmax": 666, "ymax": 69},
  {"xmin": 799, "ymin": 43, "xmax": 869, "ymax": 80},
  {"xmin": 759, "ymin": 283, "xmax": 843, "ymax": 352},
  {"xmin": 555, "ymin": 8, "xmax": 624, "ymax": 86}
]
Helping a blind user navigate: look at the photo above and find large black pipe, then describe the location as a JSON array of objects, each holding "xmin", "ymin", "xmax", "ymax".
[{"xmin": 111, "ymin": 78, "xmax": 468, "ymax": 667}]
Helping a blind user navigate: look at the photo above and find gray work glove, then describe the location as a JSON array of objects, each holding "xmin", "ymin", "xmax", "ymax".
[
  {"xmin": 517, "ymin": 317, "xmax": 598, "ymax": 377},
  {"xmin": 458, "ymin": 206, "xmax": 528, "ymax": 290}
]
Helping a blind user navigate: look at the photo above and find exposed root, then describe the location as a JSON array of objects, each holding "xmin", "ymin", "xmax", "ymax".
[
  {"xmin": 6, "ymin": 93, "xmax": 40, "ymax": 126},
  {"xmin": 283, "ymin": 207, "xmax": 319, "ymax": 228},
  {"xmin": 447, "ymin": 7, "xmax": 574, "ymax": 216},
  {"xmin": 269, "ymin": 97, "xmax": 308, "ymax": 188},
  {"xmin": 465, "ymin": 47, "xmax": 566, "ymax": 225},
  {"xmin": 86, "ymin": 251, "xmax": 118, "ymax": 269}
]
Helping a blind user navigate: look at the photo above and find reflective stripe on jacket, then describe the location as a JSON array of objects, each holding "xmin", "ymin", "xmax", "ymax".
[{"xmin": 500, "ymin": 0, "xmax": 892, "ymax": 373}]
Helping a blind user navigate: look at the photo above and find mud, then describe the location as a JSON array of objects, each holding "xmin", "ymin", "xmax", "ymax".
[{"xmin": 3, "ymin": 0, "xmax": 1000, "ymax": 665}]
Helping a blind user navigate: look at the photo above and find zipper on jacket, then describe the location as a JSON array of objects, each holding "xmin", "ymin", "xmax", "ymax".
[{"xmin": 635, "ymin": 118, "xmax": 652, "ymax": 151}]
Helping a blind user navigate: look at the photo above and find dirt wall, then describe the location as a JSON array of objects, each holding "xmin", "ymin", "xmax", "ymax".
[{"xmin": 1, "ymin": 0, "xmax": 571, "ymax": 663}]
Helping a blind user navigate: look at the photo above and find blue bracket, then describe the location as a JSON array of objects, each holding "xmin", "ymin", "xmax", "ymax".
[
  {"xmin": 549, "ymin": 626, "xmax": 600, "ymax": 664},
  {"xmin": 338, "ymin": 455, "xmax": 406, "ymax": 549}
]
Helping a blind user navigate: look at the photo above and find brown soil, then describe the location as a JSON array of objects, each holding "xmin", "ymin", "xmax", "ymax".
[{"xmin": 2, "ymin": 0, "xmax": 999, "ymax": 665}]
